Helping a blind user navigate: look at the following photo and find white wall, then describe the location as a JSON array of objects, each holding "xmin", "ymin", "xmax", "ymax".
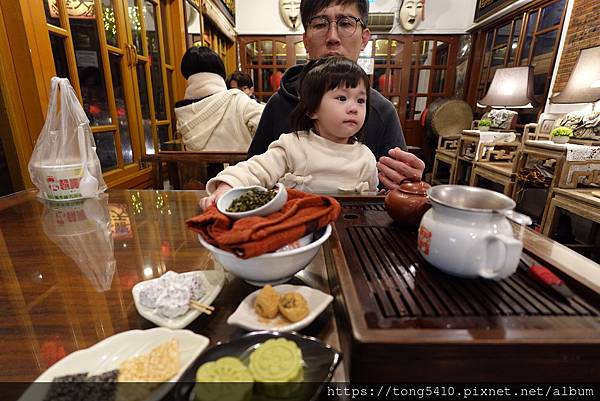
[
  {"xmin": 235, "ymin": 0, "xmax": 478, "ymax": 35},
  {"xmin": 235, "ymin": 0, "xmax": 302, "ymax": 35},
  {"xmin": 390, "ymin": 0, "xmax": 477, "ymax": 34}
]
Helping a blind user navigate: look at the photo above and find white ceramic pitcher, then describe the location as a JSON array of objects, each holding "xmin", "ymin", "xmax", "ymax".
[{"xmin": 418, "ymin": 185, "xmax": 523, "ymax": 280}]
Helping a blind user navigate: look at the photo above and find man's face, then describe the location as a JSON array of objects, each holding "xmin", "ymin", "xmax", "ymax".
[
  {"xmin": 302, "ymin": 3, "xmax": 370, "ymax": 62},
  {"xmin": 399, "ymin": 0, "xmax": 424, "ymax": 31}
]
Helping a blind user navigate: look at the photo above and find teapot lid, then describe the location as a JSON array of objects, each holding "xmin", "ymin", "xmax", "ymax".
[{"xmin": 398, "ymin": 180, "xmax": 431, "ymax": 196}]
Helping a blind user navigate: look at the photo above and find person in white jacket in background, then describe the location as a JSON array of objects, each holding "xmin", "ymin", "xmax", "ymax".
[
  {"xmin": 174, "ymin": 46, "xmax": 264, "ymax": 152},
  {"xmin": 200, "ymin": 56, "xmax": 378, "ymax": 210}
]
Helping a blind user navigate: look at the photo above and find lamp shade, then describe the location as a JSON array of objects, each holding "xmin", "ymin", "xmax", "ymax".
[
  {"xmin": 478, "ymin": 66, "xmax": 536, "ymax": 108},
  {"xmin": 551, "ymin": 46, "xmax": 600, "ymax": 104}
]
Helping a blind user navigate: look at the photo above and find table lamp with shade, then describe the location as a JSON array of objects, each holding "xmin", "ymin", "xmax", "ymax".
[
  {"xmin": 551, "ymin": 45, "xmax": 600, "ymax": 107},
  {"xmin": 550, "ymin": 46, "xmax": 600, "ymax": 139},
  {"xmin": 477, "ymin": 66, "xmax": 537, "ymax": 131}
]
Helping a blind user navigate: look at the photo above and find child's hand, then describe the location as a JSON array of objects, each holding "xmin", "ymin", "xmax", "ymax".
[{"xmin": 199, "ymin": 183, "xmax": 233, "ymax": 211}]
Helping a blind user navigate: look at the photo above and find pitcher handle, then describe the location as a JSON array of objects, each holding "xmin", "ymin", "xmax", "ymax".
[{"xmin": 480, "ymin": 234, "xmax": 523, "ymax": 280}]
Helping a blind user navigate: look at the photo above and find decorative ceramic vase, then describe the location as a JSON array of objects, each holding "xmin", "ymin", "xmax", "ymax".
[{"xmin": 384, "ymin": 180, "xmax": 431, "ymax": 228}]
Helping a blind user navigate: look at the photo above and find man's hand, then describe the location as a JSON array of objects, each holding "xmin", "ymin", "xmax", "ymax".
[
  {"xmin": 377, "ymin": 147, "xmax": 426, "ymax": 190},
  {"xmin": 199, "ymin": 182, "xmax": 232, "ymax": 211}
]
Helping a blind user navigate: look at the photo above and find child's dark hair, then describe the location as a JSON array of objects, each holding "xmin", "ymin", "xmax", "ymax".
[
  {"xmin": 180, "ymin": 46, "xmax": 226, "ymax": 80},
  {"xmin": 226, "ymin": 71, "xmax": 254, "ymax": 89},
  {"xmin": 290, "ymin": 56, "xmax": 370, "ymax": 141}
]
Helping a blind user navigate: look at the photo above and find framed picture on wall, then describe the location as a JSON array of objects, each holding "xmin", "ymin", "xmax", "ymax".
[{"xmin": 474, "ymin": 0, "xmax": 521, "ymax": 22}]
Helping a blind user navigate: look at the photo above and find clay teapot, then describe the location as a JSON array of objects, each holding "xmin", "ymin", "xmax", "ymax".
[{"xmin": 384, "ymin": 179, "xmax": 431, "ymax": 227}]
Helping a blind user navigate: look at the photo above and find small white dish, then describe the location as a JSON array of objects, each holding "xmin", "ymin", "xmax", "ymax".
[
  {"xmin": 226, "ymin": 284, "xmax": 333, "ymax": 332},
  {"xmin": 132, "ymin": 270, "xmax": 225, "ymax": 329},
  {"xmin": 217, "ymin": 183, "xmax": 287, "ymax": 219},
  {"xmin": 19, "ymin": 328, "xmax": 209, "ymax": 401}
]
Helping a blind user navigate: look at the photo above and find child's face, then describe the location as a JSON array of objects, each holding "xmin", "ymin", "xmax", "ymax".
[{"xmin": 310, "ymin": 82, "xmax": 367, "ymax": 144}]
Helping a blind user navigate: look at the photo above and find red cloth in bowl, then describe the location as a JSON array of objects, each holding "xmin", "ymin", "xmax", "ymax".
[{"xmin": 186, "ymin": 189, "xmax": 340, "ymax": 259}]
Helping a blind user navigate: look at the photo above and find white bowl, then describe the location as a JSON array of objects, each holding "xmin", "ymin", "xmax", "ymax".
[
  {"xmin": 198, "ymin": 225, "xmax": 332, "ymax": 286},
  {"xmin": 217, "ymin": 183, "xmax": 287, "ymax": 219},
  {"xmin": 227, "ymin": 284, "xmax": 333, "ymax": 332}
]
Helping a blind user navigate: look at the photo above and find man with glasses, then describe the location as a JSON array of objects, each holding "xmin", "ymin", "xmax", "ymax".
[{"xmin": 248, "ymin": 0, "xmax": 425, "ymax": 190}]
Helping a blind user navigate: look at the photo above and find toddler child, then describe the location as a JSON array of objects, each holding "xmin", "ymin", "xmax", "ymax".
[{"xmin": 201, "ymin": 56, "xmax": 378, "ymax": 210}]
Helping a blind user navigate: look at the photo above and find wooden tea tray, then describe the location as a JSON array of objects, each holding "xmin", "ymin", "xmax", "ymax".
[{"xmin": 325, "ymin": 199, "xmax": 600, "ymax": 382}]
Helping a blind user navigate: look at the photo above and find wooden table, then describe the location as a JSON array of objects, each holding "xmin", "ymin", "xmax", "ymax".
[
  {"xmin": 3, "ymin": 190, "xmax": 600, "ymax": 390},
  {"xmin": 326, "ymin": 198, "xmax": 600, "ymax": 382},
  {"xmin": 0, "ymin": 190, "xmax": 344, "ymax": 391}
]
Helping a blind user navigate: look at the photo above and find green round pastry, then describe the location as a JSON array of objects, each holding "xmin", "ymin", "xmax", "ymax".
[
  {"xmin": 195, "ymin": 356, "xmax": 253, "ymax": 401},
  {"xmin": 249, "ymin": 338, "xmax": 303, "ymax": 382}
]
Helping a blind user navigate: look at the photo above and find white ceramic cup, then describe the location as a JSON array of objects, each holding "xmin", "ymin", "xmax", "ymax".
[{"xmin": 418, "ymin": 185, "xmax": 523, "ymax": 280}]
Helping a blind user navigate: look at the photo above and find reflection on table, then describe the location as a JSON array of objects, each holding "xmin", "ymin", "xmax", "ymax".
[
  {"xmin": 41, "ymin": 197, "xmax": 115, "ymax": 292},
  {"xmin": 0, "ymin": 189, "xmax": 341, "ymax": 382}
]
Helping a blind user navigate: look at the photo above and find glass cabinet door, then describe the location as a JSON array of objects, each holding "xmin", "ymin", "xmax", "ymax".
[
  {"xmin": 125, "ymin": 0, "xmax": 172, "ymax": 155},
  {"xmin": 44, "ymin": 0, "xmax": 139, "ymax": 173},
  {"xmin": 43, "ymin": 0, "xmax": 175, "ymax": 184}
]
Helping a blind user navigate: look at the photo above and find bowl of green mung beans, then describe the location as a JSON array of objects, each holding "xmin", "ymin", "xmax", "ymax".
[{"xmin": 217, "ymin": 183, "xmax": 287, "ymax": 219}]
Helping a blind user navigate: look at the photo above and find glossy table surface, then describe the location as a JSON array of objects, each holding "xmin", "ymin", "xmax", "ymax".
[
  {"xmin": 2, "ymin": 189, "xmax": 600, "ymax": 385},
  {"xmin": 0, "ymin": 189, "xmax": 342, "ymax": 382}
]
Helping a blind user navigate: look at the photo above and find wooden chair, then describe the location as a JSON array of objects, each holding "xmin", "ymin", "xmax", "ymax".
[
  {"xmin": 542, "ymin": 188, "xmax": 600, "ymax": 262},
  {"xmin": 469, "ymin": 122, "xmax": 539, "ymax": 196},
  {"xmin": 519, "ymin": 113, "xmax": 564, "ymax": 146},
  {"xmin": 513, "ymin": 137, "xmax": 600, "ymax": 228},
  {"xmin": 469, "ymin": 113, "xmax": 566, "ymax": 197},
  {"xmin": 470, "ymin": 162, "xmax": 517, "ymax": 197},
  {"xmin": 144, "ymin": 150, "xmax": 247, "ymax": 190},
  {"xmin": 431, "ymin": 135, "xmax": 460, "ymax": 185},
  {"xmin": 543, "ymin": 188, "xmax": 600, "ymax": 236},
  {"xmin": 453, "ymin": 129, "xmax": 521, "ymax": 185}
]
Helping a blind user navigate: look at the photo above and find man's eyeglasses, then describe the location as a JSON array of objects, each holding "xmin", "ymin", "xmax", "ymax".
[{"xmin": 306, "ymin": 15, "xmax": 365, "ymax": 38}]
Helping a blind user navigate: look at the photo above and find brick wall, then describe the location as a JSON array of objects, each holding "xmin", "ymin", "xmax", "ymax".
[{"xmin": 552, "ymin": 0, "xmax": 600, "ymax": 93}]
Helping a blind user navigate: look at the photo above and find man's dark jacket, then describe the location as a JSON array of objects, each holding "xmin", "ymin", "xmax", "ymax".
[{"xmin": 248, "ymin": 64, "xmax": 407, "ymax": 160}]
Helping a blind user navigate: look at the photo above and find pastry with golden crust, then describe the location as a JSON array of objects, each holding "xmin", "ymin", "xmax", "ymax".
[
  {"xmin": 254, "ymin": 285, "xmax": 280, "ymax": 319},
  {"xmin": 278, "ymin": 292, "xmax": 309, "ymax": 322}
]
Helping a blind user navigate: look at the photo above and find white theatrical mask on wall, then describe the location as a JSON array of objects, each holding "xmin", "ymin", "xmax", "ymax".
[
  {"xmin": 279, "ymin": 0, "xmax": 302, "ymax": 30},
  {"xmin": 398, "ymin": 0, "xmax": 425, "ymax": 31}
]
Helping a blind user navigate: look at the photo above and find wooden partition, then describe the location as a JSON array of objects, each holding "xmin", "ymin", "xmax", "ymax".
[{"xmin": 238, "ymin": 34, "xmax": 461, "ymax": 150}]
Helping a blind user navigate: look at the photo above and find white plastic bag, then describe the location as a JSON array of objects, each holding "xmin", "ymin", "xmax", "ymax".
[{"xmin": 28, "ymin": 77, "xmax": 106, "ymax": 201}]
